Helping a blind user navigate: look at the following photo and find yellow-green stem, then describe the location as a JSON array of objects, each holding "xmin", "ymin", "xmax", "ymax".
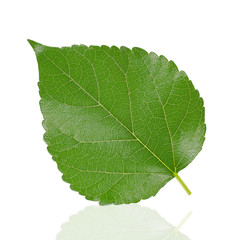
[{"xmin": 174, "ymin": 172, "xmax": 191, "ymax": 195}]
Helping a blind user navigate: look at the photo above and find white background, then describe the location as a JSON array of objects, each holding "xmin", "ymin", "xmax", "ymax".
[{"xmin": 1, "ymin": 0, "xmax": 240, "ymax": 239}]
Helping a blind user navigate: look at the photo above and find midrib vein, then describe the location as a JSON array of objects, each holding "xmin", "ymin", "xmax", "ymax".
[{"xmin": 42, "ymin": 52, "xmax": 174, "ymax": 174}]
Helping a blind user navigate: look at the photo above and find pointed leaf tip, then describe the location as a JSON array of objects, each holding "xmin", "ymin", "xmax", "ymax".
[{"xmin": 27, "ymin": 39, "xmax": 45, "ymax": 55}]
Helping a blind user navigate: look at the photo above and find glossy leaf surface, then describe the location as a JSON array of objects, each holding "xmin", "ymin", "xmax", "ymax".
[{"xmin": 29, "ymin": 40, "xmax": 206, "ymax": 204}]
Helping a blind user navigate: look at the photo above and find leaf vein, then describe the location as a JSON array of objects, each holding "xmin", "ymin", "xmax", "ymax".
[{"xmin": 42, "ymin": 51, "xmax": 174, "ymax": 174}]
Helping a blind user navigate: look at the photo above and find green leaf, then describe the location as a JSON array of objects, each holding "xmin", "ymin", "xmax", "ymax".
[
  {"xmin": 28, "ymin": 40, "xmax": 206, "ymax": 205},
  {"xmin": 57, "ymin": 205, "xmax": 191, "ymax": 240}
]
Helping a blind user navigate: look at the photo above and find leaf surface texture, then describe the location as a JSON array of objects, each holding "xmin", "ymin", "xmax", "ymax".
[{"xmin": 29, "ymin": 40, "xmax": 206, "ymax": 204}]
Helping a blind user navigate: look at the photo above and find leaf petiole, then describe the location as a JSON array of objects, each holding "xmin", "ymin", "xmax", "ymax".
[{"xmin": 174, "ymin": 172, "xmax": 192, "ymax": 195}]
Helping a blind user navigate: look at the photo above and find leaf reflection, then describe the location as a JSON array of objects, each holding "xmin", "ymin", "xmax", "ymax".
[{"xmin": 57, "ymin": 204, "xmax": 190, "ymax": 240}]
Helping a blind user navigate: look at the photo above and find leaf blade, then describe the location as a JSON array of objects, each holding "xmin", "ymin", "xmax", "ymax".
[{"xmin": 29, "ymin": 40, "xmax": 206, "ymax": 204}]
